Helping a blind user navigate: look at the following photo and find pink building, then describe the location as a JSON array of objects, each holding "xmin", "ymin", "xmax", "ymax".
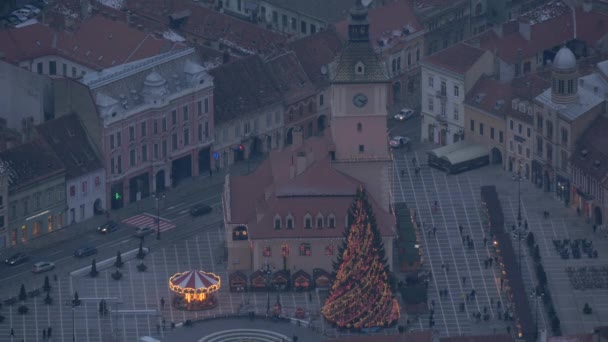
[{"xmin": 83, "ymin": 48, "xmax": 214, "ymax": 209}]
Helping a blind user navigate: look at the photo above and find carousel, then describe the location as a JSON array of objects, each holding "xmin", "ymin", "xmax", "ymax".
[{"xmin": 169, "ymin": 270, "xmax": 221, "ymax": 311}]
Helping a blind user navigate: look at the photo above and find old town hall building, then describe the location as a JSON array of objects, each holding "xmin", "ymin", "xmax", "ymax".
[{"xmin": 221, "ymin": 2, "xmax": 396, "ymax": 290}]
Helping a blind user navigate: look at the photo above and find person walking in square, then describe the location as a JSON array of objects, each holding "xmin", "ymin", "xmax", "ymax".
[
  {"xmin": 43, "ymin": 329, "xmax": 46, "ymax": 340},
  {"xmin": 47, "ymin": 327, "xmax": 52, "ymax": 338},
  {"xmin": 160, "ymin": 297, "xmax": 165, "ymax": 310},
  {"xmin": 10, "ymin": 328, "xmax": 14, "ymax": 337}
]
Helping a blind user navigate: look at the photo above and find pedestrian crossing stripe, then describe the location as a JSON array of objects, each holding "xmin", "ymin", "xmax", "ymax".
[{"xmin": 122, "ymin": 213, "xmax": 176, "ymax": 232}]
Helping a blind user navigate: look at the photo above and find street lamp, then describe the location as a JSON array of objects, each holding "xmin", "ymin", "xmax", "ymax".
[
  {"xmin": 530, "ymin": 288, "xmax": 544, "ymax": 340},
  {"xmin": 155, "ymin": 193, "xmax": 166, "ymax": 240}
]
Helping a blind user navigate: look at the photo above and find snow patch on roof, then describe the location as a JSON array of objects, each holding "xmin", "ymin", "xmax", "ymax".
[
  {"xmin": 95, "ymin": 0, "xmax": 124, "ymax": 10},
  {"xmin": 519, "ymin": 0, "xmax": 569, "ymax": 25},
  {"xmin": 15, "ymin": 18, "xmax": 39, "ymax": 28},
  {"xmin": 162, "ymin": 30, "xmax": 186, "ymax": 43}
]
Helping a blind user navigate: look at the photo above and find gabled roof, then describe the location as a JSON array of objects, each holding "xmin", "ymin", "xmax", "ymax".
[
  {"xmin": 126, "ymin": 0, "xmax": 286, "ymax": 56},
  {"xmin": 228, "ymin": 136, "xmax": 395, "ymax": 240},
  {"xmin": 332, "ymin": 41, "xmax": 389, "ymax": 83},
  {"xmin": 334, "ymin": 0, "xmax": 422, "ymax": 48},
  {"xmin": 289, "ymin": 30, "xmax": 344, "ymax": 89},
  {"xmin": 0, "ymin": 15, "xmax": 184, "ymax": 71},
  {"xmin": 36, "ymin": 113, "xmax": 103, "ymax": 179},
  {"xmin": 0, "ymin": 139, "xmax": 65, "ymax": 191},
  {"xmin": 265, "ymin": 51, "xmax": 315, "ymax": 104},
  {"xmin": 423, "ymin": 42, "xmax": 487, "ymax": 75},
  {"xmin": 209, "ymin": 55, "xmax": 283, "ymax": 125}
]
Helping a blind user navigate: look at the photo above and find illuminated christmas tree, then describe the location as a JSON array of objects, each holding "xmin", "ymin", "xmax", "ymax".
[{"xmin": 322, "ymin": 187, "xmax": 400, "ymax": 330}]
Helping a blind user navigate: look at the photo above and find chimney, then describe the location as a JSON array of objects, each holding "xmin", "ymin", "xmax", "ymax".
[
  {"xmin": 519, "ymin": 22, "xmax": 531, "ymax": 41},
  {"xmin": 292, "ymin": 127, "xmax": 303, "ymax": 147},
  {"xmin": 493, "ymin": 24, "xmax": 503, "ymax": 37}
]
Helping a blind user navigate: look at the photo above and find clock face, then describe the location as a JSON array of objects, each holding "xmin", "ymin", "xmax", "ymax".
[{"xmin": 353, "ymin": 93, "xmax": 368, "ymax": 108}]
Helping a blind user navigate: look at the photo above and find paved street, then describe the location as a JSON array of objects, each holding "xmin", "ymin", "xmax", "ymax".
[{"xmin": 392, "ymin": 145, "xmax": 608, "ymax": 337}]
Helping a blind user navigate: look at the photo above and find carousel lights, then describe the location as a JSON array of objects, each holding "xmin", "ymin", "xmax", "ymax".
[{"xmin": 169, "ymin": 271, "xmax": 221, "ymax": 303}]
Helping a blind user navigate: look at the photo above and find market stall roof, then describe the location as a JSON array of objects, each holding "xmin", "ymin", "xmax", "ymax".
[{"xmin": 170, "ymin": 270, "xmax": 220, "ymax": 290}]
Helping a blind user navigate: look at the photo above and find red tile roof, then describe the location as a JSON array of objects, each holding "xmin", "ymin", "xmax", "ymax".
[
  {"xmin": 571, "ymin": 115, "xmax": 608, "ymax": 182},
  {"xmin": 423, "ymin": 42, "xmax": 487, "ymax": 74},
  {"xmin": 465, "ymin": 76, "xmax": 513, "ymax": 119},
  {"xmin": 126, "ymin": 0, "xmax": 287, "ymax": 55},
  {"xmin": 228, "ymin": 136, "xmax": 396, "ymax": 240},
  {"xmin": 0, "ymin": 15, "xmax": 184, "ymax": 70},
  {"xmin": 468, "ymin": 4, "xmax": 608, "ymax": 65},
  {"xmin": 334, "ymin": 0, "xmax": 423, "ymax": 48},
  {"xmin": 289, "ymin": 29, "xmax": 344, "ymax": 89}
]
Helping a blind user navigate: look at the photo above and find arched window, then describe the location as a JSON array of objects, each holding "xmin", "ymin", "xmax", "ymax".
[
  {"xmin": 475, "ymin": 3, "xmax": 482, "ymax": 16},
  {"xmin": 274, "ymin": 215, "xmax": 281, "ymax": 230},
  {"xmin": 416, "ymin": 48, "xmax": 420, "ymax": 62},
  {"xmin": 316, "ymin": 213, "xmax": 324, "ymax": 228},
  {"xmin": 308, "ymin": 101, "xmax": 314, "ymax": 113},
  {"xmin": 357, "ymin": 122, "xmax": 362, "ymax": 132},
  {"xmin": 286, "ymin": 214, "xmax": 294, "ymax": 229},
  {"xmin": 392, "ymin": 59, "xmax": 396, "ymax": 72},
  {"xmin": 397, "ymin": 57, "xmax": 401, "ymax": 70},
  {"xmin": 407, "ymin": 52, "xmax": 412, "ymax": 67},
  {"xmin": 299, "ymin": 105, "xmax": 304, "ymax": 116},
  {"xmin": 299, "ymin": 243, "xmax": 311, "ymax": 256},
  {"xmin": 327, "ymin": 214, "xmax": 336, "ymax": 228},
  {"xmin": 304, "ymin": 214, "xmax": 312, "ymax": 229}
]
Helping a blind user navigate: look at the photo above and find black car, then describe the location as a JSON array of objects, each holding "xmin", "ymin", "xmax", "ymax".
[
  {"xmin": 74, "ymin": 246, "xmax": 98, "ymax": 258},
  {"xmin": 190, "ymin": 204, "xmax": 212, "ymax": 216},
  {"xmin": 97, "ymin": 220, "xmax": 119, "ymax": 234},
  {"xmin": 5, "ymin": 252, "xmax": 29, "ymax": 266}
]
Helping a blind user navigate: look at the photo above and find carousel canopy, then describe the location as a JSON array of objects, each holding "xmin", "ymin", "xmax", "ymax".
[{"xmin": 170, "ymin": 270, "xmax": 220, "ymax": 290}]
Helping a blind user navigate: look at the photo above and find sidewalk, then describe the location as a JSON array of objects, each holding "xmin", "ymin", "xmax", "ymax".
[{"xmin": 4, "ymin": 158, "xmax": 263, "ymax": 255}]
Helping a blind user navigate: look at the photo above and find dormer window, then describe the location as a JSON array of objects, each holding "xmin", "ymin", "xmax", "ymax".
[
  {"xmin": 316, "ymin": 213, "xmax": 324, "ymax": 228},
  {"xmin": 328, "ymin": 214, "xmax": 336, "ymax": 228},
  {"xmin": 355, "ymin": 61, "xmax": 365, "ymax": 75},
  {"xmin": 274, "ymin": 215, "xmax": 281, "ymax": 230},
  {"xmin": 286, "ymin": 214, "xmax": 294, "ymax": 229},
  {"xmin": 304, "ymin": 214, "xmax": 312, "ymax": 229}
]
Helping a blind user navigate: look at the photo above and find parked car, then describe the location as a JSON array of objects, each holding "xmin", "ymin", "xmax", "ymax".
[
  {"xmin": 5, "ymin": 252, "xmax": 29, "ymax": 266},
  {"xmin": 32, "ymin": 261, "xmax": 55, "ymax": 273},
  {"xmin": 23, "ymin": 5, "xmax": 41, "ymax": 15},
  {"xmin": 12, "ymin": 9, "xmax": 32, "ymax": 18},
  {"xmin": 74, "ymin": 246, "xmax": 97, "ymax": 258},
  {"xmin": 394, "ymin": 108, "xmax": 415, "ymax": 121},
  {"xmin": 190, "ymin": 204, "xmax": 212, "ymax": 217},
  {"xmin": 97, "ymin": 220, "xmax": 119, "ymax": 234},
  {"xmin": 389, "ymin": 136, "xmax": 411, "ymax": 149},
  {"xmin": 134, "ymin": 226, "xmax": 154, "ymax": 237},
  {"xmin": 9, "ymin": 13, "xmax": 28, "ymax": 23}
]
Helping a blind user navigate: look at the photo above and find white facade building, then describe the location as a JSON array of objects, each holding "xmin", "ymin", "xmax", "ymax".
[
  {"xmin": 36, "ymin": 113, "xmax": 107, "ymax": 224},
  {"xmin": 420, "ymin": 43, "xmax": 493, "ymax": 145}
]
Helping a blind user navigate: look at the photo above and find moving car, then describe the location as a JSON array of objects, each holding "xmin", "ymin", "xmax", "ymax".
[
  {"xmin": 394, "ymin": 108, "xmax": 415, "ymax": 121},
  {"xmin": 74, "ymin": 246, "xmax": 97, "ymax": 258},
  {"xmin": 5, "ymin": 252, "xmax": 29, "ymax": 266},
  {"xmin": 134, "ymin": 226, "xmax": 154, "ymax": 237},
  {"xmin": 97, "ymin": 220, "xmax": 119, "ymax": 234},
  {"xmin": 389, "ymin": 136, "xmax": 411, "ymax": 149},
  {"xmin": 32, "ymin": 261, "xmax": 55, "ymax": 273},
  {"xmin": 190, "ymin": 204, "xmax": 212, "ymax": 217}
]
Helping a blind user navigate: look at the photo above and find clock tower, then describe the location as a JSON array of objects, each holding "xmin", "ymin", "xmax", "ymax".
[
  {"xmin": 329, "ymin": 0, "xmax": 392, "ymax": 211},
  {"xmin": 330, "ymin": 0, "xmax": 390, "ymax": 161}
]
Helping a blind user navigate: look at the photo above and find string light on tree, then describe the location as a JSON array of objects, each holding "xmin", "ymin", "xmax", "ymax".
[{"xmin": 322, "ymin": 186, "xmax": 400, "ymax": 330}]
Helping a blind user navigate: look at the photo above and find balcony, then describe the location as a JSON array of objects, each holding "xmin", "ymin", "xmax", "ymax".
[
  {"xmin": 436, "ymin": 89, "xmax": 447, "ymax": 99},
  {"xmin": 436, "ymin": 114, "xmax": 448, "ymax": 124}
]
